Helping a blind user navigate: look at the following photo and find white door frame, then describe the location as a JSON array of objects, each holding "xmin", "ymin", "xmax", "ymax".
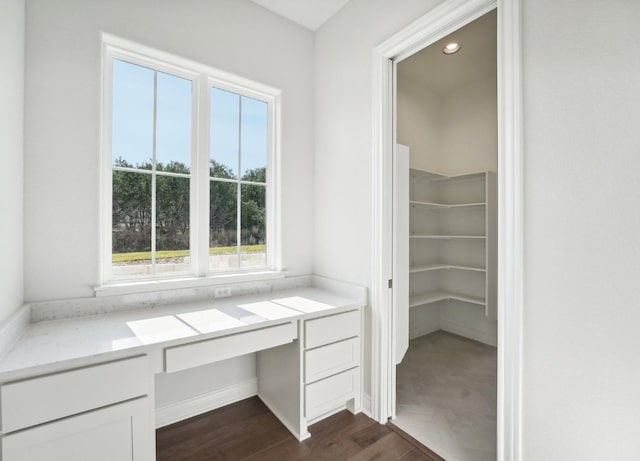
[{"xmin": 370, "ymin": 0, "xmax": 523, "ymax": 460}]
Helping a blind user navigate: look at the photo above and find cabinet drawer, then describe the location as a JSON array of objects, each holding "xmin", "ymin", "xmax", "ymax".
[
  {"xmin": 2, "ymin": 397, "xmax": 153, "ymax": 461},
  {"xmin": 304, "ymin": 310, "xmax": 359, "ymax": 349},
  {"xmin": 1, "ymin": 355, "xmax": 149, "ymax": 434},
  {"xmin": 165, "ymin": 322, "xmax": 297, "ymax": 373},
  {"xmin": 305, "ymin": 367, "xmax": 360, "ymax": 420},
  {"xmin": 304, "ymin": 337, "xmax": 360, "ymax": 384}
]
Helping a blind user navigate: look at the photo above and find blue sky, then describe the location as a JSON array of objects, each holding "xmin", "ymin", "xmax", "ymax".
[{"xmin": 112, "ymin": 59, "xmax": 267, "ymax": 177}]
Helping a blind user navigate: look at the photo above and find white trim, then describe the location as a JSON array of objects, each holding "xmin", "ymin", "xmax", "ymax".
[
  {"xmin": 155, "ymin": 378, "xmax": 258, "ymax": 428},
  {"xmin": 497, "ymin": 0, "xmax": 524, "ymax": 459},
  {"xmin": 439, "ymin": 322, "xmax": 497, "ymax": 347},
  {"xmin": 371, "ymin": 1, "xmax": 523, "ymax": 460},
  {"xmin": 409, "ymin": 322, "xmax": 440, "ymax": 341},
  {"xmin": 94, "ymin": 270, "xmax": 286, "ymax": 297},
  {"xmin": 100, "ymin": 34, "xmax": 282, "ymax": 286},
  {"xmin": 101, "ymin": 34, "xmax": 278, "ymax": 96}
]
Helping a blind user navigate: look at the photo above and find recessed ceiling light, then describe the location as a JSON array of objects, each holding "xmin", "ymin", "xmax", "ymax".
[{"xmin": 443, "ymin": 42, "xmax": 461, "ymax": 55}]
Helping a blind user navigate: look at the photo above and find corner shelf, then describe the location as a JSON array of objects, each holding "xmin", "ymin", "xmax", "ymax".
[
  {"xmin": 409, "ymin": 291, "xmax": 485, "ymax": 308},
  {"xmin": 410, "ymin": 234, "xmax": 486, "ymax": 240},
  {"xmin": 410, "ymin": 264, "xmax": 486, "ymax": 274},
  {"xmin": 410, "ymin": 201, "xmax": 486, "ymax": 209},
  {"xmin": 408, "ymin": 167, "xmax": 497, "ymax": 320}
]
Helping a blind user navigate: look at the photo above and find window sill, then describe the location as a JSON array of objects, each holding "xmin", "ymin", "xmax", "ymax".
[{"xmin": 94, "ymin": 270, "xmax": 287, "ymax": 298}]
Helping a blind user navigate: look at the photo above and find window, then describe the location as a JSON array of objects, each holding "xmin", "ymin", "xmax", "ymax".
[{"xmin": 102, "ymin": 36, "xmax": 279, "ymax": 285}]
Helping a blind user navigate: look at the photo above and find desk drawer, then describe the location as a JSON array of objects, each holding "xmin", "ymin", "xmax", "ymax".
[
  {"xmin": 305, "ymin": 367, "xmax": 360, "ymax": 420},
  {"xmin": 1, "ymin": 355, "xmax": 149, "ymax": 434},
  {"xmin": 304, "ymin": 337, "xmax": 360, "ymax": 384},
  {"xmin": 304, "ymin": 310, "xmax": 359, "ymax": 349},
  {"xmin": 165, "ymin": 322, "xmax": 297, "ymax": 373}
]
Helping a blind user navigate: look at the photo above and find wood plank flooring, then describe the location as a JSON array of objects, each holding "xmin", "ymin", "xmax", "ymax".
[{"xmin": 156, "ymin": 397, "xmax": 440, "ymax": 461}]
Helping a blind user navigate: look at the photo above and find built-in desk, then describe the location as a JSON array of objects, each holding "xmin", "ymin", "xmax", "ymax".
[{"xmin": 0, "ymin": 276, "xmax": 366, "ymax": 461}]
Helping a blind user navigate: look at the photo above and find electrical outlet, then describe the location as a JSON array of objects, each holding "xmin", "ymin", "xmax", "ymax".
[{"xmin": 214, "ymin": 287, "xmax": 232, "ymax": 298}]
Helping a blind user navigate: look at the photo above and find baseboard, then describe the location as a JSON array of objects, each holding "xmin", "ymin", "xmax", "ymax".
[
  {"xmin": 0, "ymin": 304, "xmax": 30, "ymax": 359},
  {"xmin": 361, "ymin": 392, "xmax": 372, "ymax": 418},
  {"xmin": 409, "ymin": 323, "xmax": 440, "ymax": 340},
  {"xmin": 155, "ymin": 378, "xmax": 258, "ymax": 428},
  {"xmin": 439, "ymin": 321, "xmax": 497, "ymax": 347}
]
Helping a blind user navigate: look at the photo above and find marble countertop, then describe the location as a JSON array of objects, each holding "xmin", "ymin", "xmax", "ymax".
[{"xmin": 0, "ymin": 279, "xmax": 366, "ymax": 381}]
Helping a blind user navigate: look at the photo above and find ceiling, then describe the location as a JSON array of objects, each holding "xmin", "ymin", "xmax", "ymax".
[
  {"xmin": 250, "ymin": 0, "xmax": 351, "ymax": 31},
  {"xmin": 398, "ymin": 10, "xmax": 497, "ymax": 95}
]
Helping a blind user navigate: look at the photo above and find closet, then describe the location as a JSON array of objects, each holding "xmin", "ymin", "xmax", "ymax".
[{"xmin": 392, "ymin": 9, "xmax": 498, "ymax": 461}]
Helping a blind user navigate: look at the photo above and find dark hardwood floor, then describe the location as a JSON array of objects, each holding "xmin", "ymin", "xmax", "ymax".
[{"xmin": 156, "ymin": 397, "xmax": 442, "ymax": 460}]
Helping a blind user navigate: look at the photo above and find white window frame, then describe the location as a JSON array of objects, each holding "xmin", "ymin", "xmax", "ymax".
[{"xmin": 99, "ymin": 34, "xmax": 282, "ymax": 294}]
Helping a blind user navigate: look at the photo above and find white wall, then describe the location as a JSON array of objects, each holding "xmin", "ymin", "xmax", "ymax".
[
  {"xmin": 397, "ymin": 75, "xmax": 497, "ymax": 174},
  {"xmin": 155, "ymin": 356, "xmax": 256, "ymax": 408},
  {"xmin": 440, "ymin": 77, "xmax": 497, "ymax": 173},
  {"xmin": 314, "ymin": 0, "xmax": 445, "ymax": 400},
  {"xmin": 24, "ymin": 0, "xmax": 314, "ymax": 414},
  {"xmin": 397, "ymin": 76, "xmax": 442, "ymax": 172},
  {"xmin": 24, "ymin": 0, "xmax": 314, "ymax": 302},
  {"xmin": 0, "ymin": 0, "xmax": 25, "ymax": 325},
  {"xmin": 316, "ymin": 0, "xmax": 640, "ymax": 458},
  {"xmin": 523, "ymin": 1, "xmax": 640, "ymax": 459}
]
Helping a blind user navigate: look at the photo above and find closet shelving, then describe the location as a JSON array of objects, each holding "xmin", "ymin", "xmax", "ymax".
[{"xmin": 408, "ymin": 168, "xmax": 497, "ymax": 320}]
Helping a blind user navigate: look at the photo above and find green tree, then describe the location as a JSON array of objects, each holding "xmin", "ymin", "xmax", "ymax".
[
  {"xmin": 210, "ymin": 160, "xmax": 237, "ymax": 247},
  {"xmin": 156, "ymin": 161, "xmax": 190, "ymax": 251}
]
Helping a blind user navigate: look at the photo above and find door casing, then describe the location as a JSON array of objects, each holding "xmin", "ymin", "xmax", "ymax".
[{"xmin": 370, "ymin": 1, "xmax": 524, "ymax": 460}]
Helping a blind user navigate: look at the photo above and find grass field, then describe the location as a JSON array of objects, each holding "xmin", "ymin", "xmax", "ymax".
[{"xmin": 112, "ymin": 245, "xmax": 266, "ymax": 263}]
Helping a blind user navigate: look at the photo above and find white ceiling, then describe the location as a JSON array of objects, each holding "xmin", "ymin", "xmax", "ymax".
[
  {"xmin": 250, "ymin": 0, "xmax": 350, "ymax": 31},
  {"xmin": 398, "ymin": 10, "xmax": 497, "ymax": 95}
]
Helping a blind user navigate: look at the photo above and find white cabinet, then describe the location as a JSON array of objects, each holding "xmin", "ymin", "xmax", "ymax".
[
  {"xmin": 2, "ymin": 397, "xmax": 153, "ymax": 461},
  {"xmin": 409, "ymin": 169, "xmax": 497, "ymax": 320},
  {"xmin": 303, "ymin": 310, "xmax": 361, "ymax": 420},
  {"xmin": 0, "ymin": 356, "xmax": 154, "ymax": 461},
  {"xmin": 257, "ymin": 308, "xmax": 362, "ymax": 441}
]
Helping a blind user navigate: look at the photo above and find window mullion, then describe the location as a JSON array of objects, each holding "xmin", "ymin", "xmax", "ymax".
[
  {"xmin": 151, "ymin": 70, "xmax": 158, "ymax": 274},
  {"xmin": 196, "ymin": 76, "xmax": 211, "ymax": 276},
  {"xmin": 236, "ymin": 97, "xmax": 242, "ymax": 268}
]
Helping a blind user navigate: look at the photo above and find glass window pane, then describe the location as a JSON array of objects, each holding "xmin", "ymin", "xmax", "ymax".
[
  {"xmin": 209, "ymin": 181, "xmax": 238, "ymax": 271},
  {"xmin": 156, "ymin": 71, "xmax": 192, "ymax": 170},
  {"xmin": 156, "ymin": 175, "xmax": 190, "ymax": 273},
  {"xmin": 112, "ymin": 60, "xmax": 154, "ymax": 170},
  {"xmin": 240, "ymin": 184, "xmax": 266, "ymax": 268},
  {"xmin": 240, "ymin": 96, "xmax": 268, "ymax": 181},
  {"xmin": 112, "ymin": 170, "xmax": 152, "ymax": 277},
  {"xmin": 210, "ymin": 87, "xmax": 239, "ymax": 179}
]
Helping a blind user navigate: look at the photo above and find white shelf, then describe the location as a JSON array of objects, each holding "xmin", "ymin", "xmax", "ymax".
[
  {"xmin": 411, "ymin": 170, "xmax": 486, "ymax": 184},
  {"xmin": 410, "ymin": 234, "xmax": 486, "ymax": 240},
  {"xmin": 409, "ymin": 291, "xmax": 485, "ymax": 308},
  {"xmin": 410, "ymin": 200, "xmax": 486, "ymax": 209},
  {"xmin": 410, "ymin": 264, "xmax": 486, "ymax": 274}
]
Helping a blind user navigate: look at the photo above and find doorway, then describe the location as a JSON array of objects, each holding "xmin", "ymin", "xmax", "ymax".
[
  {"xmin": 392, "ymin": 10, "xmax": 498, "ymax": 460},
  {"xmin": 370, "ymin": 1, "xmax": 523, "ymax": 460}
]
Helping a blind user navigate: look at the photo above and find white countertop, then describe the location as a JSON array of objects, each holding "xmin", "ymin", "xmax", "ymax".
[{"xmin": 0, "ymin": 278, "xmax": 366, "ymax": 381}]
